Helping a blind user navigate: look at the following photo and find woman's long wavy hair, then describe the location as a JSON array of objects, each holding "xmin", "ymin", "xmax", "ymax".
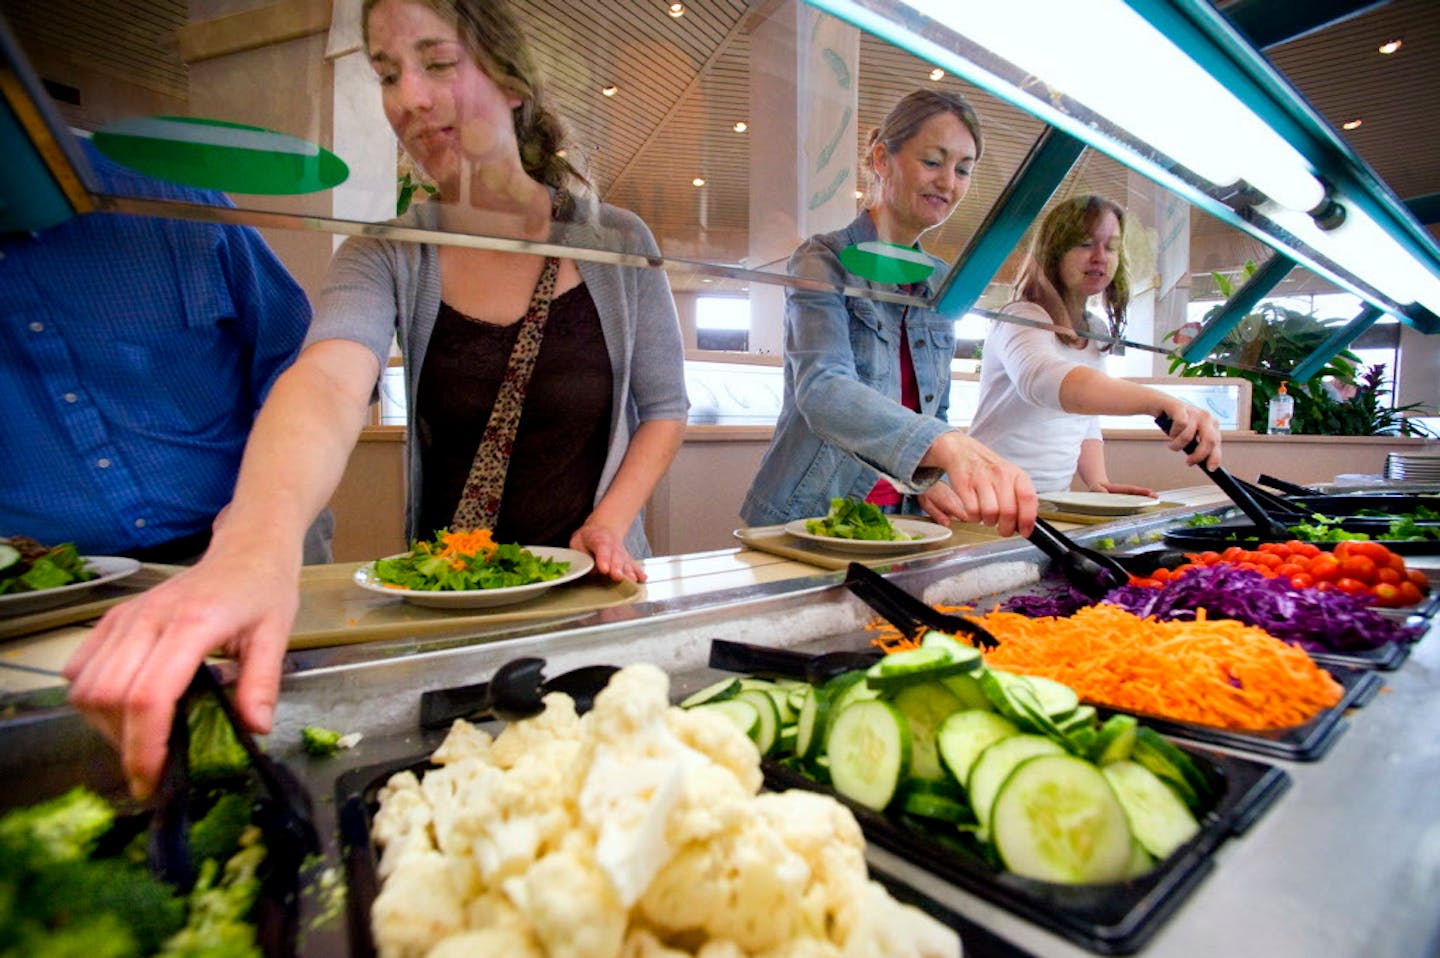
[
  {"xmin": 861, "ymin": 89, "xmax": 984, "ymax": 209},
  {"xmin": 362, "ymin": 0, "xmax": 588, "ymax": 195},
  {"xmin": 1011, "ymin": 194, "xmax": 1129, "ymax": 349}
]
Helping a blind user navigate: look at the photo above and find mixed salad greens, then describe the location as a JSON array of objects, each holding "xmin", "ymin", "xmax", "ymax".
[
  {"xmin": 0, "ymin": 537, "xmax": 97, "ymax": 595},
  {"xmin": 373, "ymin": 528, "xmax": 570, "ymax": 591},
  {"xmin": 805, "ymin": 498, "xmax": 910, "ymax": 541}
]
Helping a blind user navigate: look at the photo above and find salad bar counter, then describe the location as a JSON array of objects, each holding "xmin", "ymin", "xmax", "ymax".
[{"xmin": 2, "ymin": 491, "xmax": 1439, "ymax": 957}]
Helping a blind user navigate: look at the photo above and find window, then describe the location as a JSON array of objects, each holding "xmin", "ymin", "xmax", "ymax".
[{"xmin": 695, "ymin": 296, "xmax": 750, "ymax": 351}]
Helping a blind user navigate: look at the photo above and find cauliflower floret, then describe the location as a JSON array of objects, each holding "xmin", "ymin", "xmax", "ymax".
[
  {"xmin": 424, "ymin": 929, "xmax": 543, "ymax": 958},
  {"xmin": 430, "ymin": 719, "xmax": 494, "ymax": 765},
  {"xmin": 588, "ymin": 663, "xmax": 672, "ymax": 740},
  {"xmin": 665, "ymin": 705, "xmax": 763, "ymax": 794},
  {"xmin": 755, "ymin": 939, "xmax": 841, "ymax": 958},
  {"xmin": 371, "ymin": 849, "xmax": 468, "ymax": 958},
  {"xmin": 504, "ymin": 838, "xmax": 627, "ymax": 958},
  {"xmin": 371, "ymin": 770, "xmax": 436, "ymax": 879},
  {"xmin": 639, "ymin": 812, "xmax": 817, "ymax": 952},
  {"xmin": 751, "ymin": 791, "xmax": 870, "ymax": 943},
  {"xmin": 490, "ymin": 691, "xmax": 583, "ymax": 768},
  {"xmin": 837, "ymin": 881, "xmax": 960, "ymax": 958}
]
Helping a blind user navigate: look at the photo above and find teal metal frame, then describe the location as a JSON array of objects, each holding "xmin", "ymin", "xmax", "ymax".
[
  {"xmin": 1179, "ymin": 253, "xmax": 1296, "ymax": 363},
  {"xmin": 1289, "ymin": 305, "xmax": 1383, "ymax": 383},
  {"xmin": 932, "ymin": 127, "xmax": 1085, "ymax": 319}
]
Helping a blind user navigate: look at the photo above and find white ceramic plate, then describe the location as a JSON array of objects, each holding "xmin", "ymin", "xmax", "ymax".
[
  {"xmin": 0, "ymin": 555, "xmax": 142, "ymax": 618},
  {"xmin": 1039, "ymin": 492, "xmax": 1162, "ymax": 516},
  {"xmin": 352, "ymin": 545, "xmax": 595, "ymax": 609},
  {"xmin": 784, "ymin": 517, "xmax": 952, "ymax": 553}
]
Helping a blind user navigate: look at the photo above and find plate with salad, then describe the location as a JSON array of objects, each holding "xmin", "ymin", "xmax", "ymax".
[
  {"xmin": 785, "ymin": 499, "xmax": 951, "ymax": 553},
  {"xmin": 352, "ymin": 528, "xmax": 594, "ymax": 609},
  {"xmin": 0, "ymin": 537, "xmax": 141, "ymax": 617}
]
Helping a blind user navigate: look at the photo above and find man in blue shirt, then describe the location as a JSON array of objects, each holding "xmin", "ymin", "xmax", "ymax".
[{"xmin": 1, "ymin": 139, "xmax": 328, "ymax": 563}]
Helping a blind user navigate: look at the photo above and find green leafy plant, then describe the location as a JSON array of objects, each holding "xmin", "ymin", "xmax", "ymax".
[
  {"xmin": 1168, "ymin": 263, "xmax": 1367, "ymax": 433},
  {"xmin": 396, "ymin": 171, "xmax": 438, "ymax": 215},
  {"xmin": 1293, "ymin": 362, "xmax": 1437, "ymax": 438}
]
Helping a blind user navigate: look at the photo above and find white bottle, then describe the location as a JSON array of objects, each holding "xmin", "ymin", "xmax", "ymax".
[{"xmin": 1267, "ymin": 382, "xmax": 1294, "ymax": 435}]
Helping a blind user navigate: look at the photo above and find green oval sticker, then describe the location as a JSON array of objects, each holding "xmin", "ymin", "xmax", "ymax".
[
  {"xmin": 838, "ymin": 240, "xmax": 935, "ymax": 285},
  {"xmin": 92, "ymin": 116, "xmax": 348, "ymax": 195}
]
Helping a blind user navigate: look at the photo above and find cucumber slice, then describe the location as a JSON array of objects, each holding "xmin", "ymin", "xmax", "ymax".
[
  {"xmin": 919, "ymin": 631, "xmax": 984, "ymax": 671},
  {"xmin": 739, "ymin": 678, "xmax": 798, "ymax": 724},
  {"xmin": 1102, "ymin": 760, "xmax": 1201, "ymax": 860},
  {"xmin": 793, "ymin": 684, "xmax": 831, "ymax": 761},
  {"xmin": 1057, "ymin": 704, "xmax": 1098, "ymax": 733},
  {"xmin": 680, "ymin": 677, "xmax": 743, "ymax": 709},
  {"xmin": 889, "ymin": 681, "xmax": 965, "ymax": 781},
  {"xmin": 0, "ymin": 544, "xmax": 20, "ymax": 575},
  {"xmin": 976, "ymin": 670, "xmax": 1039, "ymax": 729},
  {"xmin": 1124, "ymin": 839, "xmax": 1158, "ymax": 879},
  {"xmin": 940, "ymin": 672, "xmax": 994, "ymax": 711},
  {"xmin": 1132, "ymin": 728, "xmax": 1215, "ymax": 812},
  {"xmin": 936, "ymin": 710, "xmax": 1019, "ymax": 791},
  {"xmin": 826, "ymin": 699, "xmax": 911, "ymax": 811},
  {"xmin": 902, "ymin": 788, "xmax": 972, "ymax": 825},
  {"xmin": 1024, "ymin": 675, "xmax": 1081, "ymax": 720},
  {"xmin": 825, "ymin": 670, "xmax": 881, "ymax": 733},
  {"xmin": 693, "ymin": 698, "xmax": 758, "ymax": 738},
  {"xmin": 967, "ymin": 734, "xmax": 1065, "ymax": 839},
  {"xmin": 866, "ymin": 647, "xmax": 977, "ymax": 692},
  {"xmin": 736, "ymin": 688, "xmax": 781, "ymax": 756},
  {"xmin": 1090, "ymin": 715, "xmax": 1139, "ymax": 765},
  {"xmin": 777, "ymin": 726, "xmax": 798, "ymax": 756},
  {"xmin": 991, "ymin": 754, "xmax": 1134, "ymax": 884}
]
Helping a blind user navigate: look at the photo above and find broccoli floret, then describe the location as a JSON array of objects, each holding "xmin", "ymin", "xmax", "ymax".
[
  {"xmin": 20, "ymin": 857, "xmax": 186, "ymax": 953},
  {"xmin": 300, "ymin": 726, "xmax": 343, "ymax": 757},
  {"xmin": 0, "ymin": 787, "xmax": 115, "ymax": 868},
  {"xmin": 1, "ymin": 911, "xmax": 142, "ymax": 958},
  {"xmin": 188, "ymin": 792, "xmax": 254, "ymax": 867},
  {"xmin": 157, "ymin": 830, "xmax": 266, "ymax": 958},
  {"xmin": 187, "ymin": 698, "xmax": 250, "ymax": 782}
]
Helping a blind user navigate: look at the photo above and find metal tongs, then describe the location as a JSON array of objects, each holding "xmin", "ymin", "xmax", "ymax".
[
  {"xmin": 1025, "ymin": 516, "xmax": 1131, "ymax": 599},
  {"xmin": 418, "ymin": 657, "xmax": 619, "ymax": 730},
  {"xmin": 1155, "ymin": 413, "xmax": 1297, "ymax": 538},
  {"xmin": 844, "ymin": 561, "xmax": 999, "ymax": 650},
  {"xmin": 149, "ymin": 665, "xmax": 319, "ymax": 892}
]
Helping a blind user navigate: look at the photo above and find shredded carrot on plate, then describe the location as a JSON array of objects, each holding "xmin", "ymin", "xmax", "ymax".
[{"xmin": 869, "ymin": 603, "xmax": 1343, "ymax": 730}]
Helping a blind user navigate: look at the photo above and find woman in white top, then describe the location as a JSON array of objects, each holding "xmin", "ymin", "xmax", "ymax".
[{"xmin": 968, "ymin": 195, "xmax": 1221, "ymax": 495}]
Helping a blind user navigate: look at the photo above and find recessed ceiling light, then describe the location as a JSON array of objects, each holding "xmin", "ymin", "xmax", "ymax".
[
  {"xmin": 1378, "ymin": 38, "xmax": 1402, "ymax": 55},
  {"xmin": 668, "ymin": 2, "xmax": 685, "ymax": 17},
  {"xmin": 929, "ymin": 67, "xmax": 945, "ymax": 81},
  {"xmin": 1342, "ymin": 118, "xmax": 1363, "ymax": 131},
  {"xmin": 692, "ymin": 177, "xmax": 706, "ymax": 187},
  {"xmin": 733, "ymin": 121, "xmax": 748, "ymax": 133},
  {"xmin": 601, "ymin": 85, "xmax": 618, "ymax": 97},
  {"xmin": 702, "ymin": 277, "xmax": 713, "ymax": 283}
]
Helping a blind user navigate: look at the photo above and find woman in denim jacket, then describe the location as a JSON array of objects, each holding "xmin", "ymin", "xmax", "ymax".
[{"xmin": 742, "ymin": 90, "xmax": 1035, "ymax": 536}]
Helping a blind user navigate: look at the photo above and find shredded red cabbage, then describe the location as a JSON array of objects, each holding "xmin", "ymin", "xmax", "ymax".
[{"xmin": 1004, "ymin": 565, "xmax": 1422, "ymax": 653}]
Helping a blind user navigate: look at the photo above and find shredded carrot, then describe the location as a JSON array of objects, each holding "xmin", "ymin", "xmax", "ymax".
[
  {"xmin": 869, "ymin": 603, "xmax": 1343, "ymax": 730},
  {"xmin": 422, "ymin": 528, "xmax": 497, "ymax": 570}
]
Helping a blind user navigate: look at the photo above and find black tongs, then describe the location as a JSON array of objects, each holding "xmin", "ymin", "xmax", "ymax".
[
  {"xmin": 844, "ymin": 561, "xmax": 998, "ymax": 650},
  {"xmin": 708, "ymin": 639, "xmax": 880, "ymax": 685},
  {"xmin": 1155, "ymin": 413, "xmax": 1294, "ymax": 538},
  {"xmin": 418, "ymin": 657, "xmax": 619, "ymax": 730},
  {"xmin": 1026, "ymin": 516, "xmax": 1130, "ymax": 600},
  {"xmin": 150, "ymin": 665, "xmax": 319, "ymax": 892},
  {"xmin": 1257, "ymin": 473, "xmax": 1323, "ymax": 497}
]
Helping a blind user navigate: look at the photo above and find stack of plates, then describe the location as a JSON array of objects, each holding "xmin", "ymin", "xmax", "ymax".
[{"xmin": 1384, "ymin": 451, "xmax": 1440, "ymax": 481}]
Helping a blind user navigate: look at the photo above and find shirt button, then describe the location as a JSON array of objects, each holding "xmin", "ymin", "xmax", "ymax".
[
  {"xmin": 916, "ymin": 340, "xmax": 927, "ymax": 348},
  {"xmin": 63, "ymin": 392, "xmax": 79, "ymax": 403},
  {"xmin": 924, "ymin": 393, "xmax": 935, "ymax": 403},
  {"xmin": 134, "ymin": 518, "xmax": 147, "ymax": 529},
  {"xmin": 97, "ymin": 458, "xmax": 111, "ymax": 469},
  {"xmin": 29, "ymin": 321, "xmax": 44, "ymax": 333}
]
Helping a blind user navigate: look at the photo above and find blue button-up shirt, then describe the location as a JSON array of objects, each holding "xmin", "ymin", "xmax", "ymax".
[
  {"xmin": 742, "ymin": 210, "xmax": 957, "ymax": 525},
  {"xmin": 0, "ymin": 141, "xmax": 311, "ymax": 554}
]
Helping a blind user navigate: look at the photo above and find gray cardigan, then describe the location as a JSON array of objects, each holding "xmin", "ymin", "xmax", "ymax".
[{"xmin": 305, "ymin": 196, "xmax": 689, "ymax": 557}]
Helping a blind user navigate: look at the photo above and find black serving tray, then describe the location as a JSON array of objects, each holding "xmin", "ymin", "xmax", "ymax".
[
  {"xmin": 711, "ymin": 639, "xmax": 1379, "ymax": 762},
  {"xmin": 1161, "ymin": 519, "xmax": 1440, "ymax": 556},
  {"xmin": 763, "ymin": 741, "xmax": 1289, "ymax": 955},
  {"xmin": 336, "ymin": 753, "xmax": 1041, "ymax": 958}
]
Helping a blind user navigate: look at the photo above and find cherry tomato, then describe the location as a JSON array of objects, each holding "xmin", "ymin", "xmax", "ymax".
[
  {"xmin": 1333, "ymin": 540, "xmax": 1354, "ymax": 559},
  {"xmin": 1387, "ymin": 553, "xmax": 1408, "ymax": 573},
  {"xmin": 1335, "ymin": 577, "xmax": 1369, "ymax": 595},
  {"xmin": 1275, "ymin": 563, "xmax": 1305, "ymax": 579},
  {"xmin": 1338, "ymin": 555, "xmax": 1378, "ymax": 584},
  {"xmin": 1221, "ymin": 546, "xmax": 1246, "ymax": 562},
  {"xmin": 1254, "ymin": 552, "xmax": 1284, "ymax": 569},
  {"xmin": 1258, "ymin": 542, "xmax": 1288, "ymax": 555},
  {"xmin": 1309, "ymin": 555, "xmax": 1341, "ymax": 582},
  {"xmin": 1371, "ymin": 583, "xmax": 1402, "ymax": 608},
  {"xmin": 1198, "ymin": 551, "xmax": 1222, "ymax": 566},
  {"xmin": 1406, "ymin": 568, "xmax": 1430, "ymax": 591},
  {"xmin": 1289, "ymin": 572, "xmax": 1315, "ymax": 590},
  {"xmin": 1150, "ymin": 567, "xmax": 1172, "ymax": 582},
  {"xmin": 1315, "ymin": 581, "xmax": 1334, "ymax": 592},
  {"xmin": 1285, "ymin": 540, "xmax": 1321, "ymax": 559},
  {"xmin": 1348, "ymin": 541, "xmax": 1393, "ymax": 565},
  {"xmin": 1398, "ymin": 581, "xmax": 1425, "ymax": 606},
  {"xmin": 1375, "ymin": 567, "xmax": 1403, "ymax": 586}
]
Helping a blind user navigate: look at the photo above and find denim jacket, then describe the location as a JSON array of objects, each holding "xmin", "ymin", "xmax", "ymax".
[{"xmin": 741, "ymin": 210, "xmax": 957, "ymax": 525}]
